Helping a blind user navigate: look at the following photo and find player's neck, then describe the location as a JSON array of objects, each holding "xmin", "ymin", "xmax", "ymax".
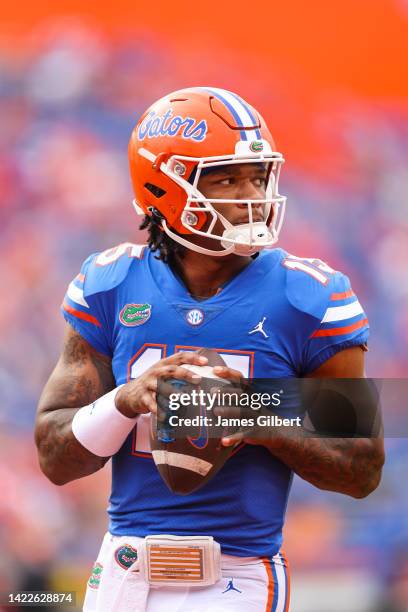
[{"xmin": 171, "ymin": 251, "xmax": 253, "ymax": 300}]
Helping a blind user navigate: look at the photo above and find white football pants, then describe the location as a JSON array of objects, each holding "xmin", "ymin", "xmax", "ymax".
[{"xmin": 83, "ymin": 532, "xmax": 290, "ymax": 612}]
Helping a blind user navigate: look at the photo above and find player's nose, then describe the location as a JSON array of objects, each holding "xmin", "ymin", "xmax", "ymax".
[{"xmin": 236, "ymin": 180, "xmax": 264, "ymax": 202}]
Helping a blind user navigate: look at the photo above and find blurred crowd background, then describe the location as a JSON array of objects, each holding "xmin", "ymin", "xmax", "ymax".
[{"xmin": 0, "ymin": 2, "xmax": 407, "ymax": 610}]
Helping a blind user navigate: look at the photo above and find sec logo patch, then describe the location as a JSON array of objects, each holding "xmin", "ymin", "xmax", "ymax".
[{"xmin": 185, "ymin": 308, "xmax": 204, "ymax": 326}]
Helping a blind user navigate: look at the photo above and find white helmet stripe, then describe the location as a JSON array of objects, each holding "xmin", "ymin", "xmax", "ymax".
[{"xmin": 202, "ymin": 87, "xmax": 262, "ymax": 140}]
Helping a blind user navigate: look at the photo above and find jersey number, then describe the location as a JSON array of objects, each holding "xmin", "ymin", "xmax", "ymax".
[
  {"xmin": 282, "ymin": 255, "xmax": 335, "ymax": 285},
  {"xmin": 128, "ymin": 344, "xmax": 253, "ymax": 455},
  {"xmin": 95, "ymin": 243, "xmax": 145, "ymax": 266}
]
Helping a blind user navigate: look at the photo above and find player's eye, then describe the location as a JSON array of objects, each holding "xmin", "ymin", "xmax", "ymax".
[
  {"xmin": 253, "ymin": 177, "xmax": 267, "ymax": 187},
  {"xmin": 217, "ymin": 177, "xmax": 235, "ymax": 185}
]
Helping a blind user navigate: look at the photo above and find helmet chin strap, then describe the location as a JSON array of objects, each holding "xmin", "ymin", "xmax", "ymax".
[{"xmin": 161, "ymin": 219, "xmax": 236, "ymax": 257}]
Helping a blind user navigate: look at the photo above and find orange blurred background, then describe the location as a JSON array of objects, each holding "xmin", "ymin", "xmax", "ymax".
[{"xmin": 2, "ymin": 0, "xmax": 408, "ymax": 169}]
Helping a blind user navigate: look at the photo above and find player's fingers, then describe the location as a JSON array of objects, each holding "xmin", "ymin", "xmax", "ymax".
[
  {"xmin": 157, "ymin": 364, "xmax": 203, "ymax": 383},
  {"xmin": 242, "ymin": 437, "xmax": 264, "ymax": 446},
  {"xmin": 162, "ymin": 351, "xmax": 208, "ymax": 367},
  {"xmin": 212, "ymin": 366, "xmax": 243, "ymax": 383},
  {"xmin": 221, "ymin": 431, "xmax": 244, "ymax": 446},
  {"xmin": 145, "ymin": 367, "xmax": 199, "ymax": 394},
  {"xmin": 145, "ymin": 376, "xmax": 158, "ymax": 392},
  {"xmin": 141, "ymin": 391, "xmax": 157, "ymax": 414},
  {"xmin": 221, "ymin": 426, "xmax": 257, "ymax": 446}
]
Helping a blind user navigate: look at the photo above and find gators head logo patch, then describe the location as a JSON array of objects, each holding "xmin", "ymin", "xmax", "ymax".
[
  {"xmin": 114, "ymin": 544, "xmax": 138, "ymax": 570},
  {"xmin": 119, "ymin": 303, "xmax": 151, "ymax": 327},
  {"xmin": 249, "ymin": 140, "xmax": 263, "ymax": 152},
  {"xmin": 88, "ymin": 562, "xmax": 103, "ymax": 589}
]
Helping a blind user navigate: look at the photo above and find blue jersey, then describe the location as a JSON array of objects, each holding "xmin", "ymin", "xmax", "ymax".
[{"xmin": 62, "ymin": 244, "xmax": 369, "ymax": 557}]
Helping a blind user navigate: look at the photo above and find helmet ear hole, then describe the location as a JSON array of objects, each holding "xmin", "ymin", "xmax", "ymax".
[
  {"xmin": 144, "ymin": 183, "xmax": 166, "ymax": 198},
  {"xmin": 149, "ymin": 207, "xmax": 165, "ymax": 221}
]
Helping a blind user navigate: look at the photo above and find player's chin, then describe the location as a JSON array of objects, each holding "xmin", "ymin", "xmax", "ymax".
[{"xmin": 186, "ymin": 233, "xmax": 224, "ymax": 253}]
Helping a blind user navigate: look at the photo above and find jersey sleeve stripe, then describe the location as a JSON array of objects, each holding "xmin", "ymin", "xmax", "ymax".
[
  {"xmin": 311, "ymin": 317, "xmax": 368, "ymax": 338},
  {"xmin": 67, "ymin": 281, "xmax": 89, "ymax": 308},
  {"xmin": 330, "ymin": 289, "xmax": 354, "ymax": 300},
  {"xmin": 62, "ymin": 300, "xmax": 102, "ymax": 327},
  {"xmin": 321, "ymin": 300, "xmax": 364, "ymax": 323},
  {"xmin": 76, "ymin": 273, "xmax": 85, "ymax": 284}
]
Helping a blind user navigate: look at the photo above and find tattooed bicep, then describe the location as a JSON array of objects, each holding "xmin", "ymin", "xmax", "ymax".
[
  {"xmin": 61, "ymin": 325, "xmax": 93, "ymax": 367},
  {"xmin": 38, "ymin": 325, "xmax": 115, "ymax": 413},
  {"xmin": 61, "ymin": 324, "xmax": 115, "ymax": 394}
]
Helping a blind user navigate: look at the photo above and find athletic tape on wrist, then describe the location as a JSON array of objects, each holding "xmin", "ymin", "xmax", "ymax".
[{"xmin": 72, "ymin": 386, "xmax": 138, "ymax": 457}]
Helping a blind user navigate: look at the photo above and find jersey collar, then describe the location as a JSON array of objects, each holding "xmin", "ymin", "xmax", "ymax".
[{"xmin": 147, "ymin": 248, "xmax": 281, "ymax": 307}]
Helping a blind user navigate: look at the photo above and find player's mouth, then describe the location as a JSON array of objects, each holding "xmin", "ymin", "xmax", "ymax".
[{"xmin": 235, "ymin": 215, "xmax": 264, "ymax": 225}]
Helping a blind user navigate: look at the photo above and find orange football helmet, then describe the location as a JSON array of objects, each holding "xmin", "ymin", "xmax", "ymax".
[{"xmin": 128, "ymin": 87, "xmax": 286, "ymax": 256}]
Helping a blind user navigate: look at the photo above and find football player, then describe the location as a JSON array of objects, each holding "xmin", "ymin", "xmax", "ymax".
[{"xmin": 35, "ymin": 87, "xmax": 384, "ymax": 611}]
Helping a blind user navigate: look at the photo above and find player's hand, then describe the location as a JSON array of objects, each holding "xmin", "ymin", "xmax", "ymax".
[
  {"xmin": 212, "ymin": 365, "xmax": 244, "ymax": 385},
  {"xmin": 115, "ymin": 352, "xmax": 208, "ymax": 418},
  {"xmin": 221, "ymin": 428, "xmax": 267, "ymax": 447},
  {"xmin": 216, "ymin": 403, "xmax": 289, "ymax": 449},
  {"xmin": 220, "ymin": 420, "xmax": 283, "ymax": 449}
]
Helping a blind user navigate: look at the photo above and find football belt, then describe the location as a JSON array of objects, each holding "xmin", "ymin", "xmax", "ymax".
[{"xmin": 139, "ymin": 535, "xmax": 221, "ymax": 587}]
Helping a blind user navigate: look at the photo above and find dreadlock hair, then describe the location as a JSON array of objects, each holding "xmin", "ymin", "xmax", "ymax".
[{"xmin": 139, "ymin": 208, "xmax": 186, "ymax": 264}]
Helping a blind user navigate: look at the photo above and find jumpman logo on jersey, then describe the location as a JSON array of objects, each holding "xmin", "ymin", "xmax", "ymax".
[
  {"xmin": 248, "ymin": 316, "xmax": 269, "ymax": 338},
  {"xmin": 222, "ymin": 578, "xmax": 242, "ymax": 594}
]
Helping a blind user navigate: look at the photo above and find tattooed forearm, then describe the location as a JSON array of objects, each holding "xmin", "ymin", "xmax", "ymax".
[
  {"xmin": 35, "ymin": 325, "xmax": 115, "ymax": 485},
  {"xmin": 36, "ymin": 408, "xmax": 108, "ymax": 485},
  {"xmin": 266, "ymin": 433, "xmax": 385, "ymax": 498},
  {"xmin": 262, "ymin": 346, "xmax": 385, "ymax": 498}
]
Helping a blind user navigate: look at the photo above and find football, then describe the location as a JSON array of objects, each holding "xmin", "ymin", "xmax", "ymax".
[{"xmin": 150, "ymin": 348, "xmax": 241, "ymax": 495}]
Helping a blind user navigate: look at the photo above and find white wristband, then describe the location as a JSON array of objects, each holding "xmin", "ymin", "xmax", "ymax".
[{"xmin": 72, "ymin": 386, "xmax": 138, "ymax": 457}]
